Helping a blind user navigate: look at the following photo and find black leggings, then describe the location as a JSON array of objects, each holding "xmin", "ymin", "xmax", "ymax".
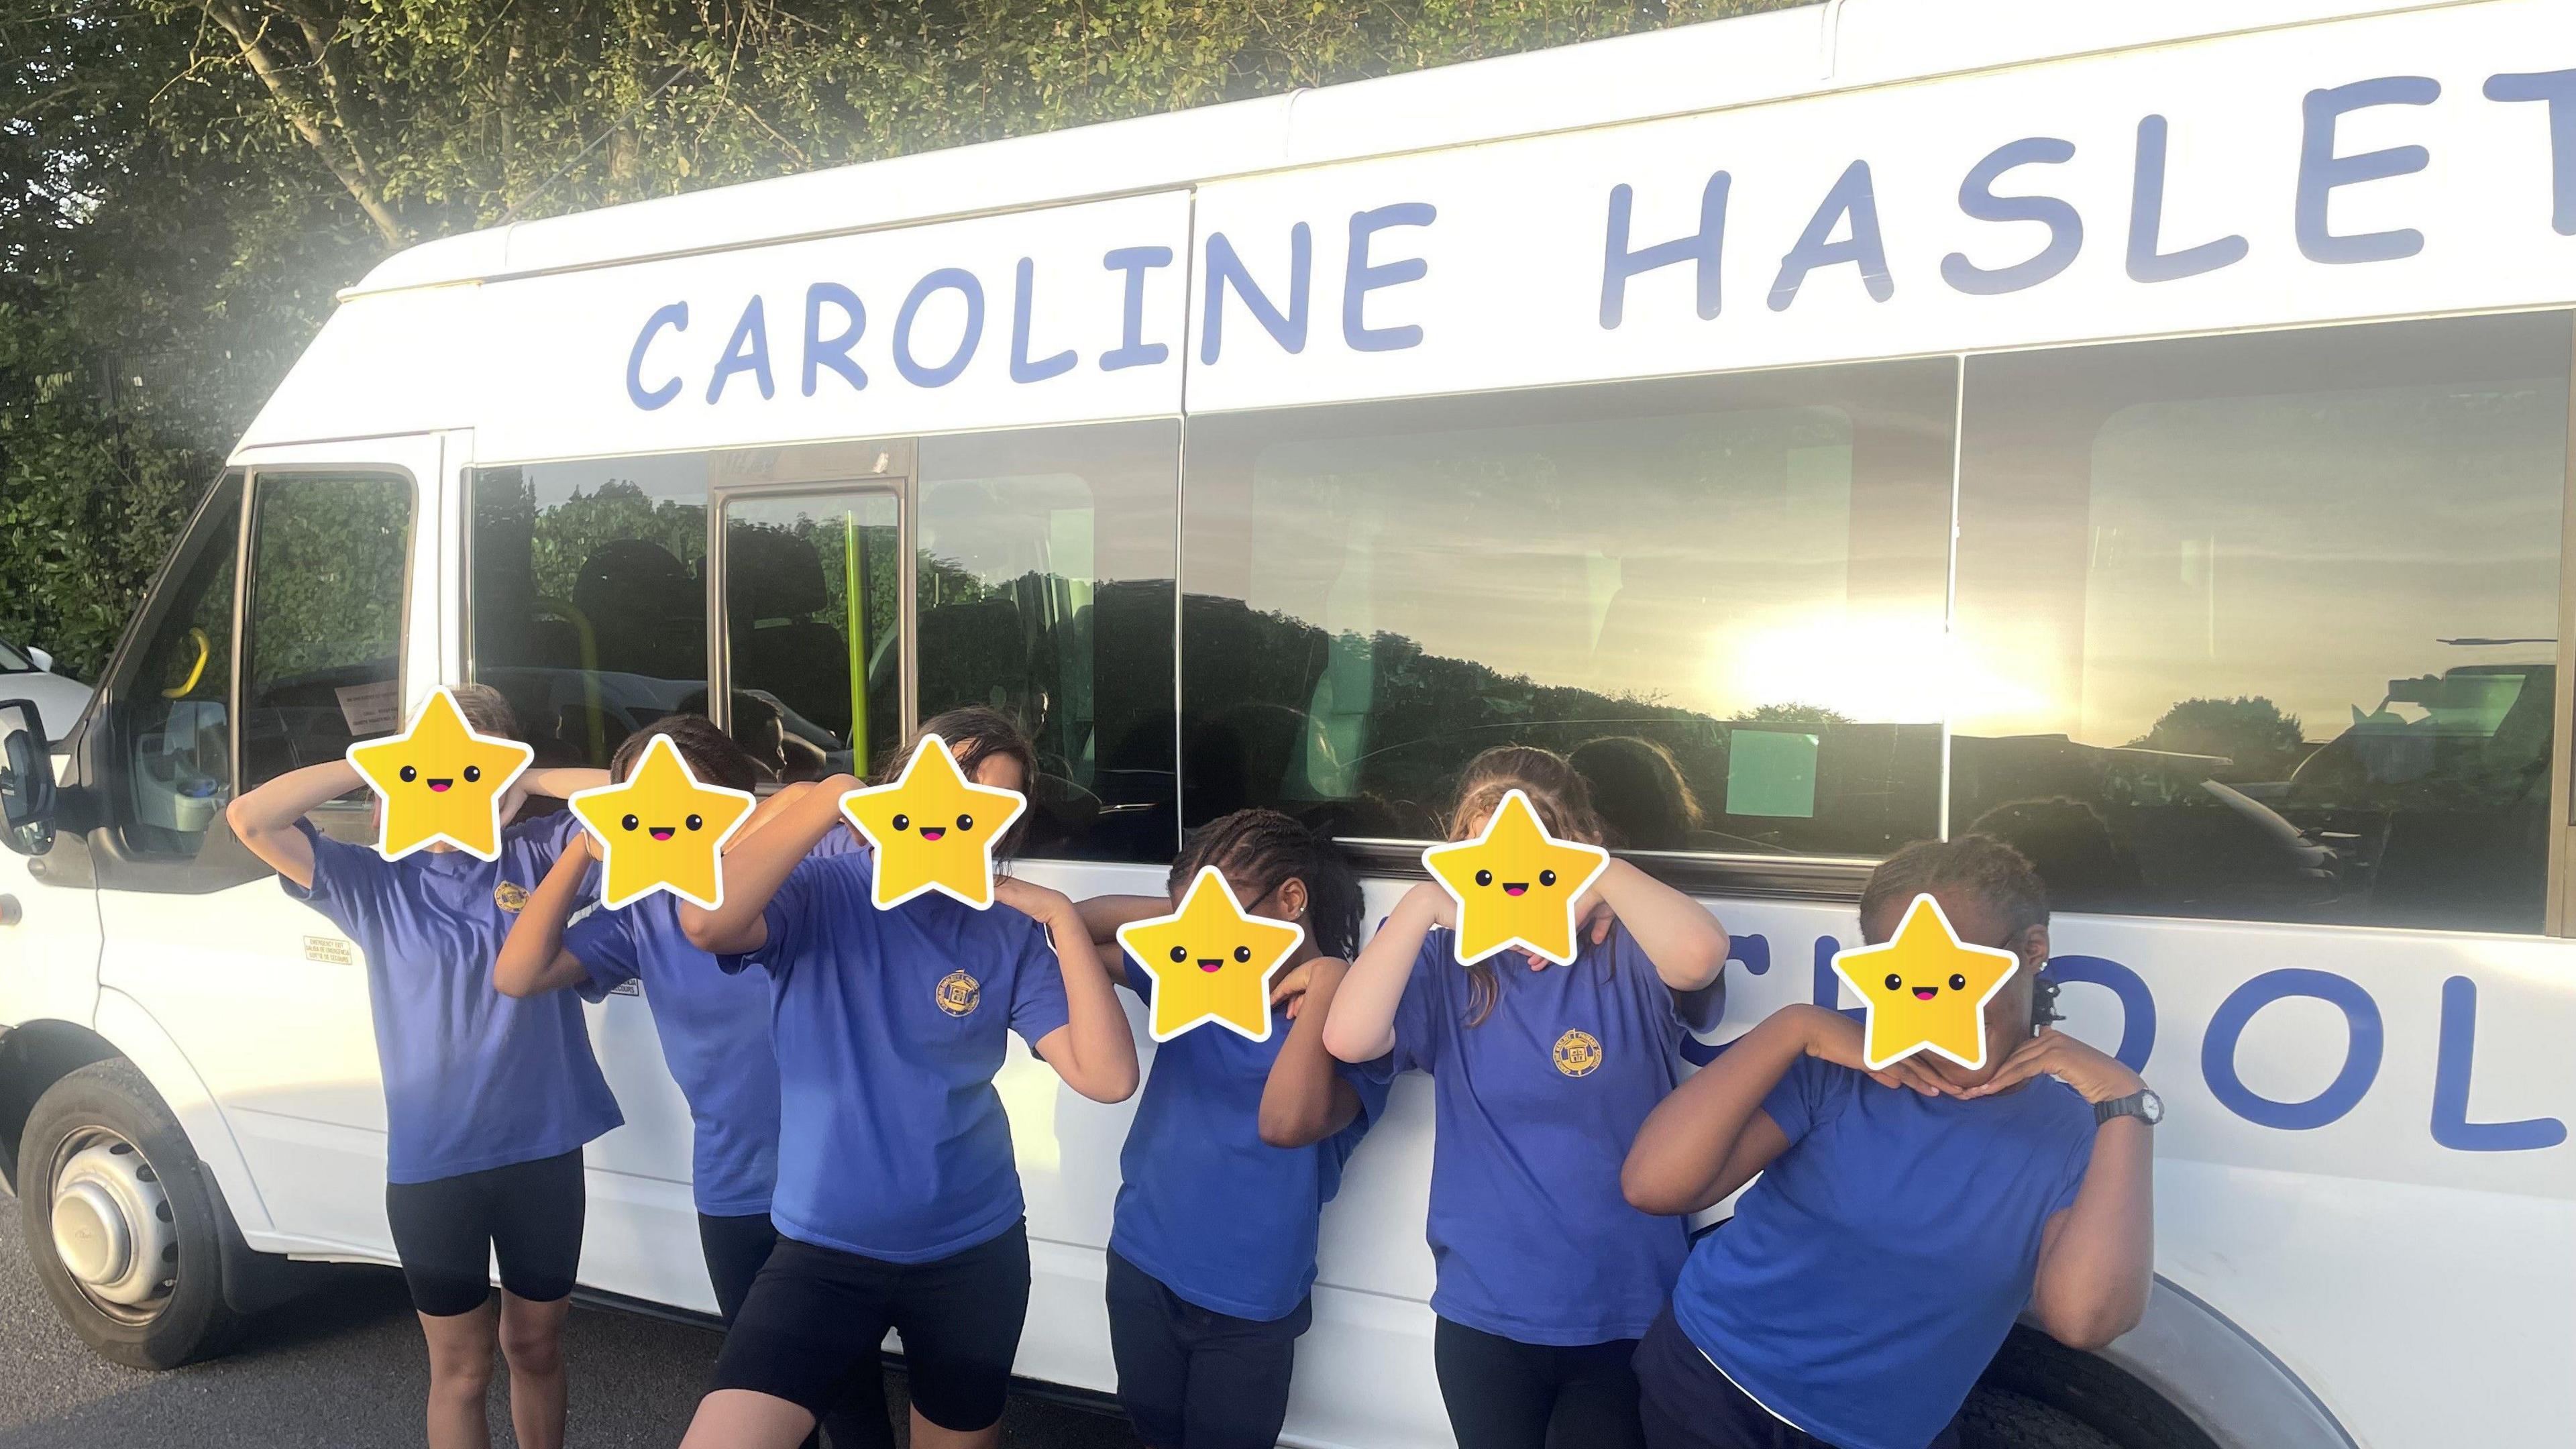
[
  {"xmin": 1433, "ymin": 1316, "xmax": 1646, "ymax": 1449},
  {"xmin": 696, "ymin": 1212, "xmax": 877, "ymax": 1449},
  {"xmin": 1104, "ymin": 1248, "xmax": 1308, "ymax": 1449},
  {"xmin": 383, "ymin": 1150, "xmax": 585, "ymax": 1318}
]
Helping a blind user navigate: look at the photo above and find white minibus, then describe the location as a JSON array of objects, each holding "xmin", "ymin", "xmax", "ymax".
[{"xmin": 3, "ymin": 1, "xmax": 2571, "ymax": 1444}]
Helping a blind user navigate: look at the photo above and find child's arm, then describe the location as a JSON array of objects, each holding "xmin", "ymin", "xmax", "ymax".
[
  {"xmin": 494, "ymin": 835, "xmax": 599, "ymax": 997},
  {"xmin": 1589, "ymin": 858, "xmax": 1728, "ymax": 993},
  {"xmin": 225, "ymin": 760, "xmax": 367, "ymax": 890},
  {"xmin": 1980, "ymin": 1032, "xmax": 2155, "ymax": 1350},
  {"xmin": 1071, "ymin": 892, "xmax": 1173, "ymax": 987},
  {"xmin": 1322, "ymin": 881, "xmax": 1449, "ymax": 1064},
  {"xmin": 1260, "ymin": 957, "xmax": 1366, "ymax": 1147},
  {"xmin": 1623, "ymin": 1004, "xmax": 1947, "ymax": 1214},
  {"xmin": 526, "ymin": 766, "xmax": 610, "ymax": 798},
  {"xmin": 998, "ymin": 878, "xmax": 1140, "ymax": 1104},
  {"xmin": 677, "ymin": 773, "xmax": 860, "ymax": 955}
]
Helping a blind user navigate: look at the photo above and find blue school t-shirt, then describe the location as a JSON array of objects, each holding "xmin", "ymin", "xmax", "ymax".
[
  {"xmin": 1672, "ymin": 1057, "xmax": 2098, "ymax": 1449},
  {"xmin": 725, "ymin": 851, "xmax": 1071, "ymax": 1263},
  {"xmin": 284, "ymin": 814, "xmax": 624, "ymax": 1185},
  {"xmin": 566, "ymin": 896, "xmax": 779, "ymax": 1218},
  {"xmin": 1380, "ymin": 925, "xmax": 1703, "ymax": 1346},
  {"xmin": 1110, "ymin": 966, "xmax": 1390, "ymax": 1322}
]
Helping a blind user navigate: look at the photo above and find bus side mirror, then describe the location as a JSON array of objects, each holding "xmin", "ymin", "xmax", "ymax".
[{"xmin": 0, "ymin": 699, "xmax": 58, "ymax": 855}]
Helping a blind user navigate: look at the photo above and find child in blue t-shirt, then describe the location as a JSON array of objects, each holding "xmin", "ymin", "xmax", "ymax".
[
  {"xmin": 1622, "ymin": 835, "xmax": 2157, "ymax": 1449},
  {"xmin": 226, "ymin": 682, "xmax": 619, "ymax": 1449},
  {"xmin": 672, "ymin": 708, "xmax": 1138, "ymax": 1449},
  {"xmin": 1074, "ymin": 809, "xmax": 1391, "ymax": 1449},
  {"xmin": 493, "ymin": 713, "xmax": 869, "ymax": 1449},
  {"xmin": 1322, "ymin": 746, "xmax": 1731, "ymax": 1449}
]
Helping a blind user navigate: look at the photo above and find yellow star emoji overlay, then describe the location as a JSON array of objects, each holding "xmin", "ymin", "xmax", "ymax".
[
  {"xmin": 1421, "ymin": 788, "xmax": 1611, "ymax": 967},
  {"xmin": 839, "ymin": 733, "xmax": 1028, "ymax": 910},
  {"xmin": 566, "ymin": 735, "xmax": 755, "ymax": 910},
  {"xmin": 1117, "ymin": 867, "xmax": 1306, "ymax": 1043},
  {"xmin": 346, "ymin": 686, "xmax": 535, "ymax": 862},
  {"xmin": 1829, "ymin": 894, "xmax": 2020, "ymax": 1070}
]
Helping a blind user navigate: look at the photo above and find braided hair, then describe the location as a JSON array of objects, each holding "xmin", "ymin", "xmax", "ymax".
[
  {"xmin": 1860, "ymin": 834, "xmax": 2063, "ymax": 1030},
  {"xmin": 1174, "ymin": 809, "xmax": 1362, "ymax": 961}
]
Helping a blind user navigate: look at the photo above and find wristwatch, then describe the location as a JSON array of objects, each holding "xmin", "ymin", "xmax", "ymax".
[{"xmin": 2094, "ymin": 1088, "xmax": 2163, "ymax": 1128}]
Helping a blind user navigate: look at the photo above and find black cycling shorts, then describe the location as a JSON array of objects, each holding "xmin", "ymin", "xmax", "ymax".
[
  {"xmin": 710, "ymin": 1220, "xmax": 1031, "ymax": 1444},
  {"xmin": 382, "ymin": 1149, "xmax": 585, "ymax": 1318}
]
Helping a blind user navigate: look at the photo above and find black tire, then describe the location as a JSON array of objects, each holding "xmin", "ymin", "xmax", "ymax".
[
  {"xmin": 17, "ymin": 1059, "xmax": 241, "ymax": 1369},
  {"xmin": 1962, "ymin": 1386, "xmax": 2125, "ymax": 1449}
]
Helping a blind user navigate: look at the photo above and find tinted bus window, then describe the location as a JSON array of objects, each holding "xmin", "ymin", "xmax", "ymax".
[
  {"xmin": 720, "ymin": 490, "xmax": 900, "ymax": 781},
  {"xmin": 918, "ymin": 421, "xmax": 1178, "ymax": 862},
  {"xmin": 239, "ymin": 474, "xmax": 413, "ymax": 789},
  {"xmin": 1181, "ymin": 362, "xmax": 1956, "ymax": 856},
  {"xmin": 469, "ymin": 455, "xmax": 710, "ymax": 769},
  {"xmin": 1953, "ymin": 313, "xmax": 2571, "ymax": 932},
  {"xmin": 112, "ymin": 478, "xmax": 241, "ymax": 855}
]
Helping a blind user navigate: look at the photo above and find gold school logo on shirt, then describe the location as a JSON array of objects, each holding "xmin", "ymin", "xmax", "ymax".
[
  {"xmin": 493, "ymin": 880, "xmax": 531, "ymax": 914},
  {"xmin": 1553, "ymin": 1028, "xmax": 1603, "ymax": 1078},
  {"xmin": 934, "ymin": 970, "xmax": 981, "ymax": 1017}
]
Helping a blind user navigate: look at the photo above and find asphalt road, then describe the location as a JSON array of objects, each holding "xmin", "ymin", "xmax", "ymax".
[{"xmin": 0, "ymin": 1186, "xmax": 1144, "ymax": 1449}]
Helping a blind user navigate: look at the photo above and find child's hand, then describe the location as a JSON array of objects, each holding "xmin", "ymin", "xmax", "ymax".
[
  {"xmin": 1409, "ymin": 879, "xmax": 1458, "ymax": 929},
  {"xmin": 1960, "ymin": 1028, "xmax": 2145, "ymax": 1104},
  {"xmin": 564, "ymin": 828, "xmax": 596, "ymax": 863},
  {"xmin": 1271, "ymin": 961, "xmax": 1315, "ymax": 1017},
  {"xmin": 1790, "ymin": 1004, "xmax": 1951, "ymax": 1097}
]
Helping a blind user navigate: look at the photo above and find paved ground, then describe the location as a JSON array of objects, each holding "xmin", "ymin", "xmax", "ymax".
[{"xmin": 0, "ymin": 1187, "xmax": 1143, "ymax": 1448}]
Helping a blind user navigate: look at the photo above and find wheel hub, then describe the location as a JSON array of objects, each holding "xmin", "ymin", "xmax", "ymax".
[{"xmin": 50, "ymin": 1134, "xmax": 176, "ymax": 1310}]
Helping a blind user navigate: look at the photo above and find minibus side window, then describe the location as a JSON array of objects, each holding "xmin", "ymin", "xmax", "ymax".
[
  {"xmin": 721, "ymin": 492, "xmax": 901, "ymax": 782},
  {"xmin": 917, "ymin": 421, "xmax": 1179, "ymax": 863},
  {"xmin": 468, "ymin": 455, "xmax": 710, "ymax": 769},
  {"xmin": 108, "ymin": 477, "xmax": 242, "ymax": 856},
  {"xmin": 1180, "ymin": 364, "xmax": 1955, "ymax": 859},
  {"xmin": 1953, "ymin": 312, "xmax": 2571, "ymax": 933},
  {"xmin": 239, "ymin": 474, "xmax": 414, "ymax": 792}
]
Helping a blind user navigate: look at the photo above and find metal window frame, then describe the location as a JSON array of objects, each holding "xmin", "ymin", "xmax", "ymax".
[{"xmin": 706, "ymin": 440, "xmax": 918, "ymax": 761}]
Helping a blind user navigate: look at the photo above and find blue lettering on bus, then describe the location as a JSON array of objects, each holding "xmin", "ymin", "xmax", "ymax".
[
  {"xmin": 1100, "ymin": 246, "xmax": 1175, "ymax": 371},
  {"xmin": 1729, "ymin": 932, "xmax": 1770, "ymax": 976},
  {"xmin": 2203, "ymin": 969, "xmax": 2384, "ymax": 1130},
  {"xmin": 1201, "ymin": 225, "xmax": 1313, "ymax": 364},
  {"xmin": 705, "ymin": 295, "xmax": 775, "ymax": 403},
  {"xmin": 2045, "ymin": 955, "xmax": 2156, "ymax": 1074},
  {"xmin": 1600, "ymin": 172, "xmax": 1729, "ymax": 329},
  {"xmin": 2484, "ymin": 68, "xmax": 2576, "ymax": 235},
  {"xmin": 1344, "ymin": 203, "xmax": 1437, "ymax": 353},
  {"xmin": 894, "ymin": 267, "xmax": 984, "ymax": 388},
  {"xmin": 1770, "ymin": 160, "xmax": 1894, "ymax": 311},
  {"xmin": 1010, "ymin": 258, "xmax": 1077, "ymax": 383},
  {"xmin": 802, "ymin": 282, "xmax": 867, "ymax": 396},
  {"xmin": 625, "ymin": 301, "xmax": 688, "ymax": 410},
  {"xmin": 2298, "ymin": 76, "xmax": 2440, "ymax": 264},
  {"xmin": 1942, "ymin": 137, "xmax": 2084, "ymax": 296},
  {"xmin": 2127, "ymin": 115, "xmax": 2250, "ymax": 282},
  {"xmin": 2430, "ymin": 975, "xmax": 2568, "ymax": 1152}
]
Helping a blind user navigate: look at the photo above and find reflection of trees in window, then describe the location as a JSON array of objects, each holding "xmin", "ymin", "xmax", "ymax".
[
  {"xmin": 246, "ymin": 480, "xmax": 408, "ymax": 684},
  {"xmin": 2126, "ymin": 695, "xmax": 2307, "ymax": 780}
]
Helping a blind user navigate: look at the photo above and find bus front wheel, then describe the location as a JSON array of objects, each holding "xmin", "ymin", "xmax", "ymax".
[{"xmin": 18, "ymin": 1059, "xmax": 240, "ymax": 1368}]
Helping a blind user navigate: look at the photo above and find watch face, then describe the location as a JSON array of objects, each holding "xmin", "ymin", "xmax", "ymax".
[{"xmin": 2138, "ymin": 1089, "xmax": 2165, "ymax": 1125}]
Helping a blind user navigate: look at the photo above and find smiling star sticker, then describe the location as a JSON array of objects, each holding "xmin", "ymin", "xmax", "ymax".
[
  {"xmin": 1421, "ymin": 788, "xmax": 1611, "ymax": 967},
  {"xmin": 346, "ymin": 686, "xmax": 535, "ymax": 862},
  {"xmin": 1117, "ymin": 867, "xmax": 1307, "ymax": 1043},
  {"xmin": 1829, "ymin": 894, "xmax": 2020, "ymax": 1071},
  {"xmin": 566, "ymin": 735, "xmax": 755, "ymax": 910},
  {"xmin": 839, "ymin": 733, "xmax": 1029, "ymax": 910}
]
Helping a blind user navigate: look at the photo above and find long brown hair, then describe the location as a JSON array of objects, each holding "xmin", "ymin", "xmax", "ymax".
[
  {"xmin": 1444, "ymin": 745, "xmax": 1609, "ymax": 1026},
  {"xmin": 875, "ymin": 706, "xmax": 1041, "ymax": 859}
]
